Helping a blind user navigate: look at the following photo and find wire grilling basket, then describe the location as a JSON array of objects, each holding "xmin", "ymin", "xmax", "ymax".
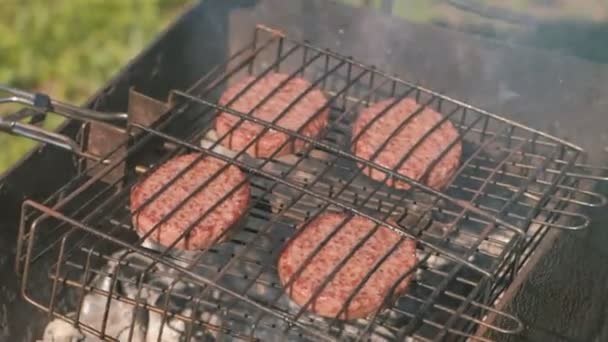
[{"xmin": 4, "ymin": 25, "xmax": 607, "ymax": 341}]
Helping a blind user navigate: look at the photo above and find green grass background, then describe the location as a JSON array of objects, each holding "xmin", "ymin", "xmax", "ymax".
[
  {"xmin": 1, "ymin": 0, "xmax": 606, "ymax": 173},
  {"xmin": 0, "ymin": 0, "xmax": 190, "ymax": 172}
]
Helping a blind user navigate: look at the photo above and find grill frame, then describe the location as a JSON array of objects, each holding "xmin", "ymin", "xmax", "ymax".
[{"xmin": 10, "ymin": 25, "xmax": 606, "ymax": 341}]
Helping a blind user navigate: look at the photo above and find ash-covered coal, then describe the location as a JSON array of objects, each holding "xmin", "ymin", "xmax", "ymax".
[{"xmin": 41, "ymin": 249, "xmax": 221, "ymax": 342}]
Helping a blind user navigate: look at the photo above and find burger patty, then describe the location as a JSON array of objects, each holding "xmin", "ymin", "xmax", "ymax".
[
  {"xmin": 278, "ymin": 212, "xmax": 417, "ymax": 319},
  {"xmin": 216, "ymin": 73, "xmax": 330, "ymax": 158},
  {"xmin": 353, "ymin": 97, "xmax": 462, "ymax": 190},
  {"xmin": 130, "ymin": 153, "xmax": 250, "ymax": 251}
]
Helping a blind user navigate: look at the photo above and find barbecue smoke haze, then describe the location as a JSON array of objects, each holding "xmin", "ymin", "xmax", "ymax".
[
  {"xmin": 285, "ymin": 1, "xmax": 508, "ymax": 107},
  {"xmin": 285, "ymin": 0, "xmax": 608, "ymax": 160}
]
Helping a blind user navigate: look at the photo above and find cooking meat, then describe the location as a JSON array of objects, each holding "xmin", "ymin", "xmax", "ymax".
[
  {"xmin": 130, "ymin": 153, "xmax": 250, "ymax": 250},
  {"xmin": 216, "ymin": 72, "xmax": 330, "ymax": 158},
  {"xmin": 352, "ymin": 97, "xmax": 462, "ymax": 190},
  {"xmin": 278, "ymin": 212, "xmax": 417, "ymax": 319}
]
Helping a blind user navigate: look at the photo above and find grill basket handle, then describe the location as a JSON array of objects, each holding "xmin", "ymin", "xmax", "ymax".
[
  {"xmin": 0, "ymin": 119, "xmax": 106, "ymax": 162},
  {"xmin": 0, "ymin": 84, "xmax": 126, "ymax": 162}
]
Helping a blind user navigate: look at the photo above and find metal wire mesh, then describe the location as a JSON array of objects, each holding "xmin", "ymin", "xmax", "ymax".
[{"xmin": 16, "ymin": 26, "xmax": 606, "ymax": 342}]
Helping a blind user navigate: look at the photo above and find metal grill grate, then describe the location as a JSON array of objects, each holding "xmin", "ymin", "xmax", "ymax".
[{"xmin": 7, "ymin": 25, "xmax": 607, "ymax": 341}]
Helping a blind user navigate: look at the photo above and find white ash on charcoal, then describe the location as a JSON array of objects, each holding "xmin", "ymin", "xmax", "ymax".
[
  {"xmin": 77, "ymin": 251, "xmax": 150, "ymax": 342},
  {"xmin": 121, "ymin": 249, "xmax": 224, "ymax": 342},
  {"xmin": 41, "ymin": 249, "xmax": 223, "ymax": 342},
  {"xmin": 143, "ymin": 277, "xmax": 222, "ymax": 342},
  {"xmin": 145, "ymin": 308, "xmax": 222, "ymax": 342},
  {"xmin": 42, "ymin": 315, "xmax": 85, "ymax": 342},
  {"xmin": 42, "ymin": 250, "xmax": 149, "ymax": 342}
]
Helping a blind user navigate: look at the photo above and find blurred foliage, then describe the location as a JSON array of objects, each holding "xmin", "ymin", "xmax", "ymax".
[{"xmin": 0, "ymin": 0, "xmax": 190, "ymax": 172}]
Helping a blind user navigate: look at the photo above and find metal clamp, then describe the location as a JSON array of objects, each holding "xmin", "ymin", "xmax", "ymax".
[{"xmin": 0, "ymin": 84, "xmax": 127, "ymax": 163}]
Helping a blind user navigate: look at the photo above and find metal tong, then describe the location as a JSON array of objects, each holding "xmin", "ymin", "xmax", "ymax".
[{"xmin": 0, "ymin": 84, "xmax": 127, "ymax": 162}]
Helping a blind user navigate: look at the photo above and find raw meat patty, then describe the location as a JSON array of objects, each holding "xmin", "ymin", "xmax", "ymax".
[
  {"xmin": 278, "ymin": 212, "xmax": 417, "ymax": 319},
  {"xmin": 130, "ymin": 153, "xmax": 250, "ymax": 250},
  {"xmin": 216, "ymin": 73, "xmax": 330, "ymax": 158},
  {"xmin": 353, "ymin": 97, "xmax": 462, "ymax": 190}
]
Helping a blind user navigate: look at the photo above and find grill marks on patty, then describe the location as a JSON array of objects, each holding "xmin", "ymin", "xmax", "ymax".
[
  {"xmin": 130, "ymin": 153, "xmax": 250, "ymax": 251},
  {"xmin": 216, "ymin": 73, "xmax": 330, "ymax": 159},
  {"xmin": 353, "ymin": 97, "xmax": 462, "ymax": 190},
  {"xmin": 278, "ymin": 213, "xmax": 417, "ymax": 319}
]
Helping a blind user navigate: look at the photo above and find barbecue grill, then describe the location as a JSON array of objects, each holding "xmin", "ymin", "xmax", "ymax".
[{"xmin": 1, "ymin": 1, "xmax": 607, "ymax": 341}]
